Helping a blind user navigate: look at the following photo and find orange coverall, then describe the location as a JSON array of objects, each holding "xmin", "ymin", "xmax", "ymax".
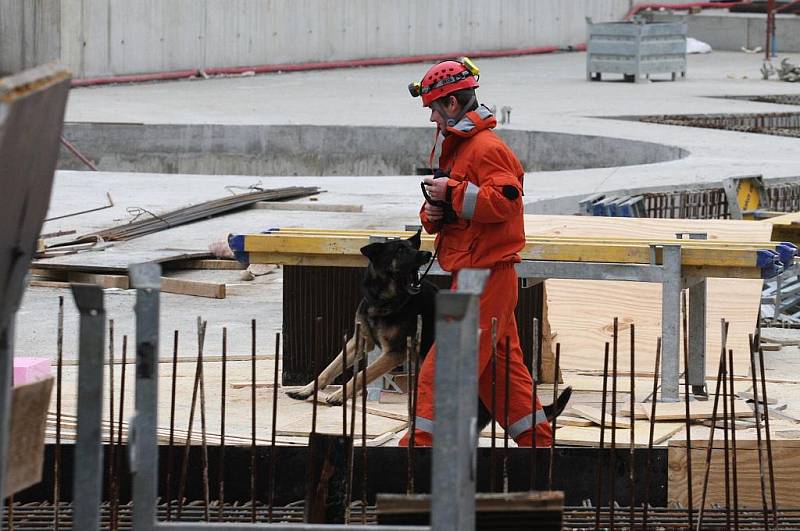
[{"xmin": 400, "ymin": 106, "xmax": 552, "ymax": 448}]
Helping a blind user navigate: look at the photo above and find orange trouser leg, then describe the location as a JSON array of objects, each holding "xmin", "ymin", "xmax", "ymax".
[{"xmin": 399, "ymin": 264, "xmax": 552, "ymax": 448}]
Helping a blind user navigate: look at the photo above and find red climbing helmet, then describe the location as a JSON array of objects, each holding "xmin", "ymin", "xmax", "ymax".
[{"xmin": 408, "ymin": 57, "xmax": 480, "ymax": 107}]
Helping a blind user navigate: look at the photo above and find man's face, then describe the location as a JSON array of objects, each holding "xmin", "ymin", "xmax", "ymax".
[{"xmin": 428, "ymin": 96, "xmax": 460, "ymax": 133}]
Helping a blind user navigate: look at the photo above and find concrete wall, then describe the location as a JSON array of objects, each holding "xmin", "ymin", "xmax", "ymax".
[
  {"xmin": 687, "ymin": 12, "xmax": 800, "ymax": 52},
  {"xmin": 2, "ymin": 0, "xmax": 669, "ymax": 78}
]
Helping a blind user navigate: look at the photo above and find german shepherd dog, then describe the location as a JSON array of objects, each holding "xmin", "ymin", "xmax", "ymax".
[{"xmin": 286, "ymin": 230, "xmax": 571, "ymax": 430}]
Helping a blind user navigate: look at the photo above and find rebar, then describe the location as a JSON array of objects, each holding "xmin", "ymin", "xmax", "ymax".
[
  {"xmin": 219, "ymin": 328, "xmax": 227, "ymax": 522},
  {"xmin": 268, "ymin": 332, "xmax": 280, "ymax": 523},
  {"xmin": 729, "ymin": 348, "xmax": 740, "ymax": 531},
  {"xmin": 490, "ymin": 317, "xmax": 498, "ymax": 493},
  {"xmin": 682, "ymin": 291, "xmax": 694, "ymax": 529},
  {"xmin": 503, "ymin": 335, "xmax": 510, "ymax": 494},
  {"xmin": 595, "ymin": 342, "xmax": 610, "ymax": 531},
  {"xmin": 530, "ymin": 318, "xmax": 539, "ymax": 492},
  {"xmin": 749, "ymin": 334, "xmax": 771, "ymax": 531},
  {"xmin": 112, "ymin": 335, "xmax": 127, "ymax": 531},
  {"xmin": 250, "ymin": 319, "xmax": 257, "ymax": 523},
  {"xmin": 609, "ymin": 318, "xmax": 618, "ymax": 527},
  {"xmin": 643, "ymin": 337, "xmax": 661, "ymax": 530},
  {"xmin": 758, "ymin": 346, "xmax": 779, "ymax": 527},
  {"xmin": 628, "ymin": 323, "xmax": 635, "ymax": 529},
  {"xmin": 53, "ymin": 296, "xmax": 63, "ymax": 531},
  {"xmin": 165, "ymin": 330, "xmax": 179, "ymax": 521},
  {"xmin": 361, "ymin": 339, "xmax": 368, "ymax": 525},
  {"xmin": 547, "ymin": 343, "xmax": 560, "ymax": 491}
]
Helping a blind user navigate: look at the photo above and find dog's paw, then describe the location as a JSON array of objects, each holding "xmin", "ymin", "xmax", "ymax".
[
  {"xmin": 326, "ymin": 390, "xmax": 344, "ymax": 406},
  {"xmin": 286, "ymin": 385, "xmax": 314, "ymax": 401}
]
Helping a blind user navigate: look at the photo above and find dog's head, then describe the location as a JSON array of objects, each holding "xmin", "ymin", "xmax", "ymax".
[{"xmin": 360, "ymin": 230, "xmax": 431, "ymax": 279}]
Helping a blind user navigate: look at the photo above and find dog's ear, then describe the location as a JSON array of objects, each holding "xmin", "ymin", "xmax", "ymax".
[
  {"xmin": 407, "ymin": 229, "xmax": 422, "ymax": 250},
  {"xmin": 360, "ymin": 242, "xmax": 385, "ymax": 263}
]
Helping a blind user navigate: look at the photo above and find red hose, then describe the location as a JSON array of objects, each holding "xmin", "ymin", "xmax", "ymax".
[
  {"xmin": 71, "ymin": 45, "xmax": 581, "ymax": 88},
  {"xmin": 624, "ymin": 0, "xmax": 752, "ymax": 20}
]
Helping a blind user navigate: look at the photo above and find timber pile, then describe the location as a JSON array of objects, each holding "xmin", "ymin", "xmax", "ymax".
[{"xmin": 525, "ymin": 215, "xmax": 770, "ymax": 377}]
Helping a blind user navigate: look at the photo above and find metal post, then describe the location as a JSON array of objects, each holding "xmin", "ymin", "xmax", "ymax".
[
  {"xmin": 0, "ymin": 320, "xmax": 15, "ymax": 531},
  {"xmin": 129, "ymin": 263, "xmax": 162, "ymax": 531},
  {"xmin": 661, "ymin": 245, "xmax": 681, "ymax": 401},
  {"xmin": 71, "ymin": 284, "xmax": 106, "ymax": 531},
  {"xmin": 688, "ymin": 278, "xmax": 707, "ymax": 394},
  {"xmin": 430, "ymin": 269, "xmax": 488, "ymax": 531}
]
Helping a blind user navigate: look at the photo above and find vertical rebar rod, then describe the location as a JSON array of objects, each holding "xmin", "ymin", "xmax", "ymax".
[
  {"xmin": 165, "ymin": 330, "xmax": 179, "ymax": 521},
  {"xmin": 697, "ymin": 341, "xmax": 727, "ymax": 531},
  {"xmin": 595, "ymin": 342, "xmax": 610, "ymax": 531},
  {"xmin": 346, "ymin": 334, "xmax": 360, "ymax": 519},
  {"xmin": 547, "ymin": 343, "xmax": 560, "ymax": 491},
  {"xmin": 609, "ymin": 318, "xmax": 618, "ymax": 527},
  {"xmin": 758, "ymin": 346, "xmax": 778, "ymax": 527},
  {"xmin": 406, "ymin": 336, "xmax": 413, "ymax": 496},
  {"xmin": 250, "ymin": 319, "xmax": 257, "ymax": 523},
  {"xmin": 682, "ymin": 291, "xmax": 694, "ymax": 530},
  {"xmin": 749, "ymin": 335, "xmax": 770, "ymax": 531},
  {"xmin": 530, "ymin": 318, "xmax": 539, "ymax": 491},
  {"xmin": 268, "ymin": 332, "xmax": 280, "ymax": 523},
  {"xmin": 643, "ymin": 337, "xmax": 661, "ymax": 530},
  {"xmin": 107, "ymin": 319, "xmax": 115, "ymax": 501},
  {"xmin": 410, "ymin": 321, "xmax": 421, "ymax": 494},
  {"xmin": 490, "ymin": 317, "xmax": 498, "ymax": 493},
  {"xmin": 177, "ymin": 326, "xmax": 204, "ymax": 520},
  {"xmin": 342, "ymin": 333, "xmax": 348, "ymax": 438},
  {"xmin": 721, "ymin": 338, "xmax": 732, "ymax": 530},
  {"xmin": 312, "ymin": 317, "xmax": 321, "ymax": 436},
  {"xmin": 53, "ymin": 296, "xmax": 64, "ymax": 531},
  {"xmin": 503, "ymin": 335, "xmax": 510, "ymax": 494},
  {"xmin": 728, "ymin": 348, "xmax": 739, "ymax": 531},
  {"xmin": 112, "ymin": 335, "xmax": 127, "ymax": 531},
  {"xmin": 197, "ymin": 319, "xmax": 210, "ymax": 522},
  {"xmin": 629, "ymin": 324, "xmax": 635, "ymax": 529},
  {"xmin": 219, "ymin": 327, "xmax": 227, "ymax": 522},
  {"xmin": 361, "ymin": 341, "xmax": 368, "ymax": 525}
]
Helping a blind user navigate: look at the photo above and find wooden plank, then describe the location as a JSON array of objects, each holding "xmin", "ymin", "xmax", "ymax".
[
  {"xmin": 163, "ymin": 259, "xmax": 246, "ymax": 271},
  {"xmin": 28, "ymin": 280, "xmax": 71, "ymax": 289},
  {"xmin": 669, "ymin": 438, "xmax": 800, "ymax": 508},
  {"xmin": 557, "ymin": 415, "xmax": 595, "ymax": 427},
  {"xmin": 555, "ymin": 422, "xmax": 684, "ymax": 447},
  {"xmin": 252, "ymin": 202, "xmax": 363, "ymax": 213},
  {"xmin": 643, "ymin": 399, "xmax": 753, "ymax": 421},
  {"xmin": 67, "ymin": 271, "xmax": 130, "ymax": 289},
  {"xmin": 570, "ymin": 404, "xmax": 632, "ymax": 429},
  {"xmin": 32, "ymin": 250, "xmax": 212, "ymax": 273},
  {"xmin": 4, "ymin": 378, "xmax": 54, "ymax": 496},
  {"xmin": 160, "ymin": 277, "xmax": 226, "ymax": 299}
]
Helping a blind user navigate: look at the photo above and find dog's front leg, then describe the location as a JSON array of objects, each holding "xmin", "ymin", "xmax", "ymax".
[
  {"xmin": 326, "ymin": 348, "xmax": 403, "ymax": 406},
  {"xmin": 285, "ymin": 334, "xmax": 359, "ymax": 401}
]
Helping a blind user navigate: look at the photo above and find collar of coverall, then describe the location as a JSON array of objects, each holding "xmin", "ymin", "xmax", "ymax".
[{"xmin": 444, "ymin": 104, "xmax": 496, "ymax": 138}]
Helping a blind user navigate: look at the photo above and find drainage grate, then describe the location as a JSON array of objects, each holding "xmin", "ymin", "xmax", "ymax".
[{"xmin": 639, "ymin": 111, "xmax": 800, "ymax": 138}]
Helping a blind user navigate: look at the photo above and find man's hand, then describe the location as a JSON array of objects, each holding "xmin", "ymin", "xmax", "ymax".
[
  {"xmin": 423, "ymin": 176, "xmax": 448, "ymax": 202},
  {"xmin": 424, "ymin": 201, "xmax": 444, "ymax": 222}
]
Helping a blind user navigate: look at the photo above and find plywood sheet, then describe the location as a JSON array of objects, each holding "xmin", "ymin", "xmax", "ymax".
[
  {"xmin": 669, "ymin": 438, "xmax": 800, "ymax": 509},
  {"xmin": 570, "ymin": 404, "xmax": 632, "ymax": 429},
  {"xmin": 644, "ymin": 399, "xmax": 754, "ymax": 421},
  {"xmin": 556, "ymin": 422, "xmax": 684, "ymax": 448},
  {"xmin": 522, "ymin": 215, "xmax": 771, "ymax": 378}
]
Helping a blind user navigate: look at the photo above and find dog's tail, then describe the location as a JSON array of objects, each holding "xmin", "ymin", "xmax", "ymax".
[{"xmin": 543, "ymin": 386, "xmax": 572, "ymax": 422}]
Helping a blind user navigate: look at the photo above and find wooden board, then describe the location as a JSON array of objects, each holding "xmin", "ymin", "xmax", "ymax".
[
  {"xmin": 164, "ymin": 259, "xmax": 246, "ymax": 271},
  {"xmin": 523, "ymin": 215, "xmax": 772, "ymax": 378},
  {"xmin": 160, "ymin": 277, "xmax": 226, "ymax": 299},
  {"xmin": 4, "ymin": 378, "xmax": 54, "ymax": 496},
  {"xmin": 644, "ymin": 399, "xmax": 754, "ymax": 421},
  {"xmin": 570, "ymin": 404, "xmax": 632, "ymax": 429},
  {"xmin": 669, "ymin": 438, "xmax": 800, "ymax": 509},
  {"xmin": 32, "ymin": 249, "xmax": 211, "ymax": 273},
  {"xmin": 555, "ymin": 422, "xmax": 684, "ymax": 447},
  {"xmin": 68, "ymin": 271, "xmax": 130, "ymax": 289}
]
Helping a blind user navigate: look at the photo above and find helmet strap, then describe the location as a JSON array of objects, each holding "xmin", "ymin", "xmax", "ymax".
[{"xmin": 432, "ymin": 94, "xmax": 477, "ymax": 129}]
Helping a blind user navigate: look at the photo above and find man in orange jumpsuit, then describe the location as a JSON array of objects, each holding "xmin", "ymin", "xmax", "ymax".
[{"xmin": 400, "ymin": 58, "xmax": 552, "ymax": 448}]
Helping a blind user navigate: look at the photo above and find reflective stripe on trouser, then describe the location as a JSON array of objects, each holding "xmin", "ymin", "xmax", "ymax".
[{"xmin": 399, "ymin": 263, "xmax": 553, "ymax": 448}]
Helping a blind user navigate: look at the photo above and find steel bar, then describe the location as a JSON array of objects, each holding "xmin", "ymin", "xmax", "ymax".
[
  {"xmin": 682, "ymin": 292, "xmax": 694, "ymax": 529},
  {"xmin": 342, "ymin": 333, "xmax": 348, "ymax": 438},
  {"xmin": 113, "ymin": 335, "xmax": 128, "ymax": 531},
  {"xmin": 108, "ymin": 319, "xmax": 116, "ymax": 504},
  {"xmin": 530, "ymin": 318, "xmax": 539, "ymax": 492},
  {"xmin": 312, "ymin": 317, "xmax": 321, "ymax": 436},
  {"xmin": 609, "ymin": 318, "xmax": 618, "ymax": 527},
  {"xmin": 729, "ymin": 348, "xmax": 740, "ymax": 531},
  {"xmin": 758, "ymin": 346, "xmax": 778, "ymax": 527},
  {"xmin": 53, "ymin": 297, "xmax": 64, "ymax": 531},
  {"xmin": 176, "ymin": 334, "xmax": 202, "ymax": 520},
  {"xmin": 345, "ymin": 337, "xmax": 360, "ymax": 522},
  {"xmin": 219, "ymin": 328, "xmax": 227, "ymax": 522},
  {"xmin": 749, "ymin": 335, "xmax": 770, "ymax": 531},
  {"xmin": 196, "ymin": 320, "xmax": 210, "ymax": 522},
  {"xmin": 129, "ymin": 263, "xmax": 161, "ymax": 531},
  {"xmin": 59, "ymin": 135, "xmax": 99, "ymax": 171},
  {"xmin": 697, "ymin": 330, "xmax": 728, "ymax": 531},
  {"xmin": 250, "ymin": 319, "xmax": 257, "ymax": 523},
  {"xmin": 43, "ymin": 192, "xmax": 112, "ymax": 222},
  {"xmin": 361, "ymin": 342, "xmax": 368, "ymax": 525},
  {"xmin": 268, "ymin": 332, "xmax": 280, "ymax": 523},
  {"xmin": 409, "ymin": 320, "xmax": 420, "ymax": 495},
  {"xmin": 165, "ymin": 331, "xmax": 179, "ymax": 521},
  {"xmin": 628, "ymin": 324, "xmax": 635, "ymax": 529},
  {"xmin": 405, "ymin": 337, "xmax": 413, "ymax": 496},
  {"xmin": 490, "ymin": 317, "xmax": 498, "ymax": 493},
  {"xmin": 548, "ymin": 343, "xmax": 560, "ymax": 491},
  {"xmin": 70, "ymin": 284, "xmax": 105, "ymax": 531},
  {"xmin": 503, "ymin": 335, "xmax": 510, "ymax": 494},
  {"xmin": 722, "ymin": 335, "xmax": 732, "ymax": 529},
  {"xmin": 643, "ymin": 337, "xmax": 661, "ymax": 530},
  {"xmin": 595, "ymin": 342, "xmax": 610, "ymax": 531}
]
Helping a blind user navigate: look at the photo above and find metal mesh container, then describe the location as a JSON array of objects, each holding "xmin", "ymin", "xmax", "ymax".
[{"xmin": 586, "ymin": 18, "xmax": 687, "ymax": 82}]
